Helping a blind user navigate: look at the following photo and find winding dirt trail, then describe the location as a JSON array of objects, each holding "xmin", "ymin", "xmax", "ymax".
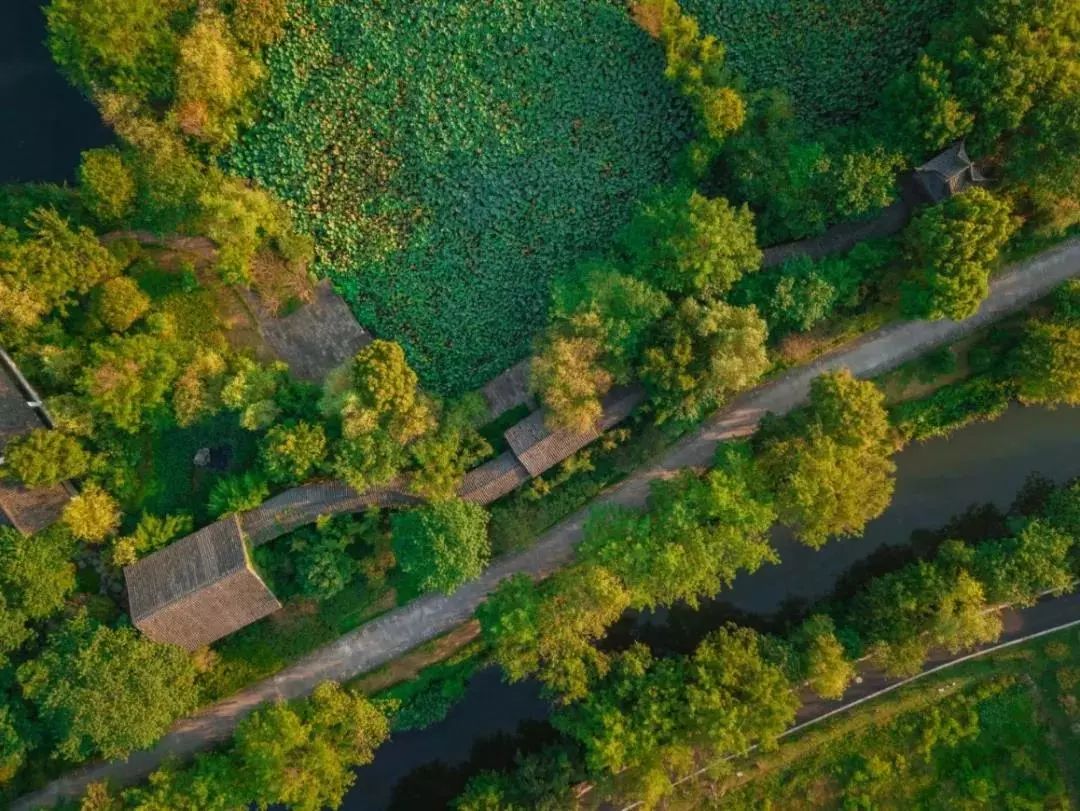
[{"xmin": 15, "ymin": 238, "xmax": 1080, "ymax": 810}]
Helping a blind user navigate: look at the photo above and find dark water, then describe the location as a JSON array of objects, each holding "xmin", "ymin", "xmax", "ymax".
[
  {"xmin": 345, "ymin": 404, "xmax": 1080, "ymax": 810},
  {"xmin": 1, "ymin": 0, "xmax": 111, "ymax": 184}
]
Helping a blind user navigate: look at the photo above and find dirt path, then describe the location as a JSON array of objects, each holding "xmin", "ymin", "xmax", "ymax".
[{"xmin": 15, "ymin": 238, "xmax": 1080, "ymax": 810}]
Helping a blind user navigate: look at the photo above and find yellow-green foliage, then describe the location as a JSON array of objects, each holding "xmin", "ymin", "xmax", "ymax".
[{"xmin": 173, "ymin": 8, "xmax": 266, "ymax": 150}]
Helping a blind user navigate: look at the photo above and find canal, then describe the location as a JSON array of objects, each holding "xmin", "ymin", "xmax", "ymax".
[
  {"xmin": 1, "ymin": 0, "xmax": 110, "ymax": 184},
  {"xmin": 345, "ymin": 403, "xmax": 1080, "ymax": 810}
]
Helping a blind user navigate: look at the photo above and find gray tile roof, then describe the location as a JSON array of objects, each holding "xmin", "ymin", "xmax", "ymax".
[{"xmin": 125, "ymin": 515, "xmax": 281, "ymax": 650}]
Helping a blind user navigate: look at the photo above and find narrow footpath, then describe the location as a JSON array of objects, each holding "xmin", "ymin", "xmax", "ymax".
[{"xmin": 16, "ymin": 238, "xmax": 1080, "ymax": 809}]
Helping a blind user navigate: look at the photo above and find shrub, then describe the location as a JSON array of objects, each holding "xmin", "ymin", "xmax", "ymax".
[
  {"xmin": 2, "ymin": 429, "xmax": 89, "ymax": 487},
  {"xmin": 93, "ymin": 276, "xmax": 150, "ymax": 332},
  {"xmin": 78, "ymin": 147, "xmax": 136, "ymax": 224},
  {"xmin": 258, "ymin": 421, "xmax": 328, "ymax": 485},
  {"xmin": 208, "ymin": 471, "xmax": 269, "ymax": 517},
  {"xmin": 62, "ymin": 484, "xmax": 121, "ymax": 543},
  {"xmin": 391, "ymin": 500, "xmax": 491, "ymax": 596}
]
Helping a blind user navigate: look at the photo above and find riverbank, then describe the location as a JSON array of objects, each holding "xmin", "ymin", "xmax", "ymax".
[
  {"xmin": 14, "ymin": 240, "xmax": 1080, "ymax": 810},
  {"xmin": 347, "ymin": 403, "xmax": 1080, "ymax": 810}
]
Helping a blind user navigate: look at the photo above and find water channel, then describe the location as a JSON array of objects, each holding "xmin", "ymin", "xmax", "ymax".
[
  {"xmin": 1, "ymin": 0, "xmax": 110, "ymax": 184},
  {"xmin": 3, "ymin": 12, "xmax": 1077, "ymax": 808},
  {"xmin": 345, "ymin": 404, "xmax": 1080, "ymax": 810}
]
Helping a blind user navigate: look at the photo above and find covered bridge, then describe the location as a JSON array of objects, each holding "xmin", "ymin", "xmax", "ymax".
[{"xmin": 125, "ymin": 515, "xmax": 281, "ymax": 650}]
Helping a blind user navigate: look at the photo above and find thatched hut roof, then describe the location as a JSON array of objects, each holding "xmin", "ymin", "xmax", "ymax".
[
  {"xmin": 125, "ymin": 515, "xmax": 281, "ymax": 650},
  {"xmin": 457, "ymin": 451, "xmax": 530, "ymax": 504},
  {"xmin": 0, "ymin": 355, "xmax": 71, "ymax": 535},
  {"xmin": 504, "ymin": 385, "xmax": 645, "ymax": 477},
  {"xmin": 482, "ymin": 359, "xmax": 534, "ymax": 418}
]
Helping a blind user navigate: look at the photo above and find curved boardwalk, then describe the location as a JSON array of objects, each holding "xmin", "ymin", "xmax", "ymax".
[{"xmin": 16, "ymin": 238, "xmax": 1080, "ymax": 810}]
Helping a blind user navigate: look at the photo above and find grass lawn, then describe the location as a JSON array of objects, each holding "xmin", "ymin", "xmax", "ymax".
[
  {"xmin": 230, "ymin": 0, "xmax": 692, "ymax": 396},
  {"xmin": 680, "ymin": 628, "xmax": 1080, "ymax": 810}
]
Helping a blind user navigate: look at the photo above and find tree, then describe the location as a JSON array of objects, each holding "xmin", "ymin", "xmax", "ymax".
[
  {"xmin": 17, "ymin": 613, "xmax": 198, "ymax": 761},
  {"xmin": 553, "ymin": 626, "xmax": 796, "ymax": 781},
  {"xmin": 291, "ymin": 518, "xmax": 359, "ymax": 601},
  {"xmin": 78, "ymin": 147, "xmax": 136, "ymax": 224},
  {"xmin": 233, "ymin": 682, "xmax": 388, "ymax": 811},
  {"xmin": 620, "ymin": 186, "xmax": 761, "ymax": 297},
  {"xmin": 321, "ymin": 340, "xmax": 433, "ymax": 446},
  {"xmin": 2, "ymin": 429, "xmax": 89, "ymax": 487},
  {"xmin": 0, "ymin": 526, "xmax": 76, "ymax": 621},
  {"xmin": 174, "ymin": 349, "xmax": 229, "ymax": 427},
  {"xmin": 901, "ymin": 188, "xmax": 1017, "ymax": 321},
  {"xmin": 81, "ymin": 333, "xmax": 180, "ymax": 431},
  {"xmin": 1013, "ymin": 320, "xmax": 1080, "ymax": 407},
  {"xmin": 93, "ymin": 276, "xmax": 150, "ymax": 332},
  {"xmin": 0, "ymin": 208, "xmax": 120, "ymax": 330},
  {"xmin": 409, "ymin": 395, "xmax": 492, "ymax": 500},
  {"xmin": 548, "ymin": 263, "xmax": 670, "ymax": 382},
  {"xmin": 391, "ymin": 499, "xmax": 490, "ymax": 595},
  {"xmin": 173, "ymin": 8, "xmax": 265, "ymax": 149},
  {"xmin": 259, "ymin": 421, "xmax": 328, "ymax": 485},
  {"xmin": 330, "ymin": 432, "xmax": 407, "ymax": 494},
  {"xmin": 45, "ymin": 0, "xmax": 179, "ymax": 99},
  {"xmin": 641, "ymin": 297, "xmax": 768, "ymax": 422},
  {"xmin": 530, "ymin": 331, "xmax": 612, "ymax": 433},
  {"xmin": 0, "ymin": 702, "xmax": 31, "ymax": 785},
  {"xmin": 230, "ymin": 0, "xmax": 290, "ymax": 50},
  {"xmin": 760, "ymin": 370, "xmax": 895, "ymax": 547},
  {"xmin": 974, "ymin": 520, "xmax": 1075, "ymax": 606},
  {"xmin": 478, "ymin": 566, "xmax": 631, "ymax": 703},
  {"xmin": 792, "ymin": 615, "xmax": 855, "ymax": 700},
  {"xmin": 879, "ymin": 54, "xmax": 973, "ymax": 160},
  {"xmin": 634, "ymin": 0, "xmax": 745, "ymax": 144},
  {"xmin": 580, "ymin": 443, "xmax": 776, "ymax": 609},
  {"xmin": 221, "ymin": 357, "xmax": 288, "ymax": 430},
  {"xmin": 62, "ymin": 484, "xmax": 121, "ymax": 543}
]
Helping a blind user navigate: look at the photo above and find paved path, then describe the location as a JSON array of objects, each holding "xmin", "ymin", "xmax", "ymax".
[{"xmin": 16, "ymin": 238, "xmax": 1080, "ymax": 810}]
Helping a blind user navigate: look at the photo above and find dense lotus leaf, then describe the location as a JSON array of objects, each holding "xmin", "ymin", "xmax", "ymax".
[{"xmin": 230, "ymin": 0, "xmax": 694, "ymax": 395}]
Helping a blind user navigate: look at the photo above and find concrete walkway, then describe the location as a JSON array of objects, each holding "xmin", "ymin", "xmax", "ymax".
[{"xmin": 15, "ymin": 238, "xmax": 1080, "ymax": 810}]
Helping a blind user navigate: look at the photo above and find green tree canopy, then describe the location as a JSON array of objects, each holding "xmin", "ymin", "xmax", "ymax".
[
  {"xmin": 173, "ymin": 8, "xmax": 265, "ymax": 150},
  {"xmin": 792, "ymin": 614, "xmax": 855, "ymax": 700},
  {"xmin": 760, "ymin": 370, "xmax": 896, "ymax": 547},
  {"xmin": 0, "ymin": 526, "xmax": 76, "ymax": 622},
  {"xmin": 409, "ymin": 395, "xmax": 492, "ymax": 501},
  {"xmin": 478, "ymin": 566, "xmax": 631, "ymax": 703},
  {"xmin": 391, "ymin": 499, "xmax": 491, "ymax": 595},
  {"xmin": 553, "ymin": 626, "xmax": 797, "ymax": 782},
  {"xmin": 1014, "ymin": 319, "xmax": 1080, "ymax": 407},
  {"xmin": 258, "ymin": 421, "xmax": 328, "ymax": 485},
  {"xmin": 17, "ymin": 613, "xmax": 198, "ymax": 761},
  {"xmin": 46, "ymin": 0, "xmax": 180, "ymax": 99},
  {"xmin": 581, "ymin": 443, "xmax": 777, "ymax": 609},
  {"xmin": 2, "ymin": 429, "xmax": 89, "ymax": 487},
  {"xmin": 620, "ymin": 186, "xmax": 761, "ymax": 297},
  {"xmin": 641, "ymin": 297, "xmax": 768, "ymax": 423},
  {"xmin": 232, "ymin": 682, "xmax": 389, "ymax": 811},
  {"xmin": 80, "ymin": 332, "xmax": 181, "ymax": 432},
  {"xmin": 78, "ymin": 147, "xmax": 136, "ymax": 224},
  {"xmin": 901, "ymin": 188, "xmax": 1017, "ymax": 321},
  {"xmin": 93, "ymin": 276, "xmax": 151, "ymax": 333},
  {"xmin": 61, "ymin": 484, "xmax": 121, "ymax": 543},
  {"xmin": 321, "ymin": 340, "xmax": 434, "ymax": 447}
]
